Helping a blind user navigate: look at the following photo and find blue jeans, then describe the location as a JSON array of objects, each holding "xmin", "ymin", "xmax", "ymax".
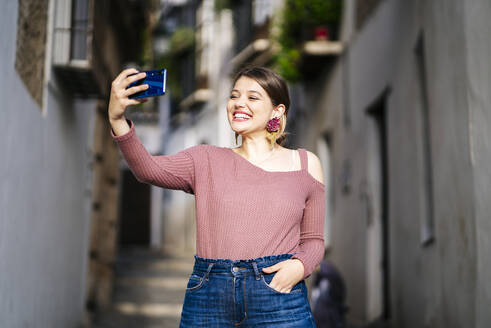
[{"xmin": 179, "ymin": 253, "xmax": 317, "ymax": 327}]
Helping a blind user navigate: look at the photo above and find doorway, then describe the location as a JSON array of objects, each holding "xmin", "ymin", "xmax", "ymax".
[
  {"xmin": 366, "ymin": 89, "xmax": 391, "ymax": 322},
  {"xmin": 119, "ymin": 169, "xmax": 151, "ymax": 246}
]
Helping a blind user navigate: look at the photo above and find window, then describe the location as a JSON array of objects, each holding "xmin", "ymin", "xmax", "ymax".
[
  {"xmin": 53, "ymin": 0, "xmax": 90, "ymax": 65},
  {"xmin": 52, "ymin": 0, "xmax": 100, "ymax": 97},
  {"xmin": 366, "ymin": 88, "xmax": 391, "ymax": 321},
  {"xmin": 70, "ymin": 0, "xmax": 89, "ymax": 60}
]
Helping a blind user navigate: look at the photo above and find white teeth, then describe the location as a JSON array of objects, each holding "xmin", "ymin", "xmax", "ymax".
[{"xmin": 234, "ymin": 113, "xmax": 250, "ymax": 119}]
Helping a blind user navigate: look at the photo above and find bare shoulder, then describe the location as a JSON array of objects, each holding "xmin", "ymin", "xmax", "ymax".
[{"xmin": 306, "ymin": 150, "xmax": 325, "ymax": 185}]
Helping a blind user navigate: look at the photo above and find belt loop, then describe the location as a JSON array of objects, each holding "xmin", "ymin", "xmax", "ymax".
[
  {"xmin": 252, "ymin": 262, "xmax": 261, "ymax": 280},
  {"xmin": 204, "ymin": 263, "xmax": 214, "ymax": 281}
]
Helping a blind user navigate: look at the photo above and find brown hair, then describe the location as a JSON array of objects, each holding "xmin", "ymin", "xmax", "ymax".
[{"xmin": 232, "ymin": 66, "xmax": 290, "ymax": 146}]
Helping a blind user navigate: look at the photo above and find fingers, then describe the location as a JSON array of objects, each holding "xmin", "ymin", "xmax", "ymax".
[
  {"xmin": 127, "ymin": 98, "xmax": 148, "ymax": 106},
  {"xmin": 265, "ymin": 260, "xmax": 302, "ymax": 293},
  {"xmin": 267, "ymin": 272, "xmax": 288, "ymax": 293},
  {"xmin": 269, "ymin": 279, "xmax": 293, "ymax": 293},
  {"xmin": 123, "ymin": 83, "xmax": 149, "ymax": 98},
  {"xmin": 112, "ymin": 69, "xmax": 146, "ymax": 92},
  {"xmin": 262, "ymin": 263, "xmax": 280, "ymax": 272},
  {"xmin": 121, "ymin": 72, "xmax": 147, "ymax": 89},
  {"xmin": 271, "ymin": 279, "xmax": 295, "ymax": 293},
  {"xmin": 108, "ymin": 69, "xmax": 149, "ymax": 120},
  {"xmin": 121, "ymin": 97, "xmax": 148, "ymax": 108},
  {"xmin": 114, "ymin": 68, "xmax": 139, "ymax": 85},
  {"xmin": 111, "ymin": 70, "xmax": 148, "ymax": 104}
]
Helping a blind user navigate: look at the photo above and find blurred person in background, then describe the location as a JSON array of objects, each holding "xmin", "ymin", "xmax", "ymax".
[
  {"xmin": 311, "ymin": 259, "xmax": 348, "ymax": 328},
  {"xmin": 108, "ymin": 66, "xmax": 326, "ymax": 327}
]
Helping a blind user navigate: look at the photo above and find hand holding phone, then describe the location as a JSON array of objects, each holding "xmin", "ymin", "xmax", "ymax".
[{"xmin": 127, "ymin": 68, "xmax": 167, "ymax": 99}]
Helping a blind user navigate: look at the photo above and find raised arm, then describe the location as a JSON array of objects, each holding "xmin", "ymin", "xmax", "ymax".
[
  {"xmin": 111, "ymin": 120, "xmax": 196, "ymax": 193},
  {"xmin": 108, "ymin": 68, "xmax": 196, "ymax": 193}
]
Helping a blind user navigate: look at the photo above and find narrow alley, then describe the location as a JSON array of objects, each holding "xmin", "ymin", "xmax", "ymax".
[{"xmin": 2, "ymin": 0, "xmax": 491, "ymax": 327}]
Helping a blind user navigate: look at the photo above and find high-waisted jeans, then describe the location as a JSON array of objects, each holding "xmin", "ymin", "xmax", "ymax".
[{"xmin": 179, "ymin": 253, "xmax": 317, "ymax": 327}]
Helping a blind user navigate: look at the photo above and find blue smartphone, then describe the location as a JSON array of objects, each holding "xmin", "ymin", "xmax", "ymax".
[{"xmin": 127, "ymin": 68, "xmax": 167, "ymax": 99}]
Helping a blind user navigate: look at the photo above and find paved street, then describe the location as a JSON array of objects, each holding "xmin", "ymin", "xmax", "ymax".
[{"xmin": 93, "ymin": 248, "xmax": 195, "ymax": 328}]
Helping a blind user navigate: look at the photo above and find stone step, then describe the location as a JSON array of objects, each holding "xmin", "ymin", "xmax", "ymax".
[
  {"xmin": 93, "ymin": 310, "xmax": 181, "ymax": 328},
  {"xmin": 115, "ymin": 259, "xmax": 195, "ymax": 277},
  {"xmin": 112, "ymin": 302, "xmax": 183, "ymax": 318}
]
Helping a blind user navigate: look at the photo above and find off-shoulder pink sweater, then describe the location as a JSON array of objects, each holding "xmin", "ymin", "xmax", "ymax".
[{"xmin": 111, "ymin": 120, "xmax": 325, "ymax": 279}]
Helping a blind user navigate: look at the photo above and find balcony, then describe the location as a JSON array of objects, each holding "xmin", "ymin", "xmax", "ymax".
[
  {"xmin": 230, "ymin": 39, "xmax": 275, "ymax": 71},
  {"xmin": 302, "ymin": 40, "xmax": 344, "ymax": 56}
]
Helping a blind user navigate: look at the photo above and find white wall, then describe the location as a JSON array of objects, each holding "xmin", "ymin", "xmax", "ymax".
[
  {"xmin": 299, "ymin": 0, "xmax": 491, "ymax": 327},
  {"xmin": 0, "ymin": 1, "xmax": 95, "ymax": 326},
  {"xmin": 462, "ymin": 1, "xmax": 491, "ymax": 326}
]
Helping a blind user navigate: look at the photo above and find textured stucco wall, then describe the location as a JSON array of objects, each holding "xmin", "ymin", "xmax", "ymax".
[
  {"xmin": 14, "ymin": 0, "xmax": 49, "ymax": 106},
  {"xmin": 0, "ymin": 1, "xmax": 95, "ymax": 326}
]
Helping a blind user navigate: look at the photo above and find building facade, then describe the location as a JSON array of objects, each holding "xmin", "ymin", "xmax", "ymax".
[
  {"xmin": 0, "ymin": 0, "xmax": 154, "ymax": 326},
  {"xmin": 158, "ymin": 0, "xmax": 491, "ymax": 327},
  {"xmin": 298, "ymin": 0, "xmax": 491, "ymax": 327}
]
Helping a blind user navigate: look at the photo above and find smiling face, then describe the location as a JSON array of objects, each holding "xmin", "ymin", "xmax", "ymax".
[{"xmin": 227, "ymin": 76, "xmax": 283, "ymax": 139}]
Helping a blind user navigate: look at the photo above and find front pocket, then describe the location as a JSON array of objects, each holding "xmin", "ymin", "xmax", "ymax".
[
  {"xmin": 261, "ymin": 274, "xmax": 303, "ymax": 294},
  {"xmin": 185, "ymin": 274, "xmax": 206, "ymax": 292}
]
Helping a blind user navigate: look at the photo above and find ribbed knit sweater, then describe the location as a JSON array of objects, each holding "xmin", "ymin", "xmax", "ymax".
[{"xmin": 111, "ymin": 120, "xmax": 325, "ymax": 279}]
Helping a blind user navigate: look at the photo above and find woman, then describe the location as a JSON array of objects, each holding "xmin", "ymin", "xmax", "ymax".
[{"xmin": 109, "ymin": 66, "xmax": 326, "ymax": 327}]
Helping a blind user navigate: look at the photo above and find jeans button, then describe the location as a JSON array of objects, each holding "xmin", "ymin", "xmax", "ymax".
[{"xmin": 232, "ymin": 266, "xmax": 239, "ymax": 272}]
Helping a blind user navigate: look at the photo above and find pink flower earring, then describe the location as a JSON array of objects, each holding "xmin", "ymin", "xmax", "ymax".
[{"xmin": 266, "ymin": 117, "xmax": 280, "ymax": 132}]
